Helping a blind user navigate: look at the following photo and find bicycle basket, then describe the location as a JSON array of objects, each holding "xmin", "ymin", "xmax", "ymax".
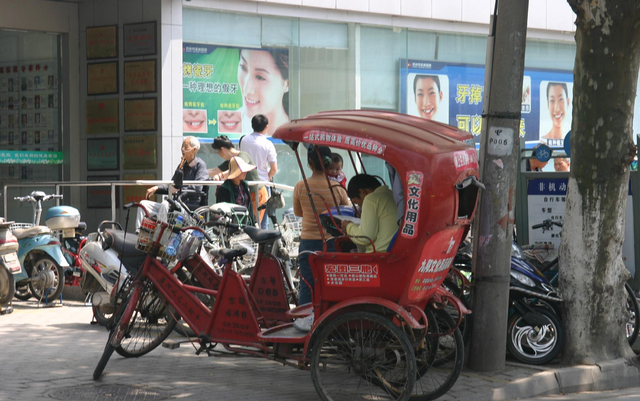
[
  {"xmin": 281, "ymin": 213, "xmax": 301, "ymax": 240},
  {"xmin": 227, "ymin": 231, "xmax": 258, "ymax": 274}
]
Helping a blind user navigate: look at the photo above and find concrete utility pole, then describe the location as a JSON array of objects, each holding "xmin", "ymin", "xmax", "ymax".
[{"xmin": 469, "ymin": 0, "xmax": 529, "ymax": 372}]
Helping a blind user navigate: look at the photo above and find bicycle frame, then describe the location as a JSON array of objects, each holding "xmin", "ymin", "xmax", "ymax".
[{"xmin": 131, "ymin": 222, "xmax": 303, "ymax": 353}]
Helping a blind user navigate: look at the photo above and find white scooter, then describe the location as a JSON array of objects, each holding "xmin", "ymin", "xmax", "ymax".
[{"xmin": 78, "ymin": 220, "xmax": 145, "ymax": 326}]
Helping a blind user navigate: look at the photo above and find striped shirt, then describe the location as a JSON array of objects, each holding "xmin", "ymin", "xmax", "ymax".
[{"xmin": 293, "ymin": 174, "xmax": 350, "ymax": 240}]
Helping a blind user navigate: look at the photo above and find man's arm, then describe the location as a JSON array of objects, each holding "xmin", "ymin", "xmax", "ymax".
[
  {"xmin": 267, "ymin": 142, "xmax": 278, "ymax": 181},
  {"xmin": 268, "ymin": 161, "xmax": 278, "ymax": 181}
]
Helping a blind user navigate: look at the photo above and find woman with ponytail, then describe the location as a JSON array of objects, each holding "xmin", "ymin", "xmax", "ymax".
[{"xmin": 293, "ymin": 145, "xmax": 350, "ymax": 310}]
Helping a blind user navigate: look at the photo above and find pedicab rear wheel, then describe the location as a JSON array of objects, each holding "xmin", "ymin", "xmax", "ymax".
[
  {"xmin": 311, "ymin": 311, "xmax": 416, "ymax": 401},
  {"xmin": 410, "ymin": 307, "xmax": 464, "ymax": 400}
]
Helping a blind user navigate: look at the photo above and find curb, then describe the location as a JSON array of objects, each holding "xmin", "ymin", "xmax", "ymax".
[{"xmin": 476, "ymin": 359, "xmax": 640, "ymax": 400}]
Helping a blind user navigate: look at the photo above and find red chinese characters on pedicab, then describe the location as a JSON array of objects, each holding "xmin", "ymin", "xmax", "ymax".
[
  {"xmin": 405, "ymin": 228, "xmax": 465, "ymax": 301},
  {"xmin": 401, "ymin": 170, "xmax": 423, "ymax": 239},
  {"xmin": 303, "ymin": 130, "xmax": 386, "ymax": 156},
  {"xmin": 324, "ymin": 263, "xmax": 380, "ymax": 288}
]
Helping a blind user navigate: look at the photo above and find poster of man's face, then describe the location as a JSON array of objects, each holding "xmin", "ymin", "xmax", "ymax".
[{"xmin": 406, "ymin": 73, "xmax": 450, "ymax": 124}]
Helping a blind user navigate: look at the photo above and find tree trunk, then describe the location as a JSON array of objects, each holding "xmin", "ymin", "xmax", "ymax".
[{"xmin": 560, "ymin": 0, "xmax": 640, "ymax": 364}]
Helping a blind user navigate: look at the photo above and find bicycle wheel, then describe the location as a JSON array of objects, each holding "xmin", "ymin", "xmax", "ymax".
[
  {"xmin": 311, "ymin": 311, "xmax": 416, "ymax": 401},
  {"xmin": 115, "ymin": 279, "xmax": 178, "ymax": 358},
  {"xmin": 93, "ymin": 283, "xmax": 142, "ymax": 380},
  {"xmin": 411, "ymin": 307, "xmax": 464, "ymax": 400},
  {"xmin": 625, "ymin": 283, "xmax": 639, "ymax": 346}
]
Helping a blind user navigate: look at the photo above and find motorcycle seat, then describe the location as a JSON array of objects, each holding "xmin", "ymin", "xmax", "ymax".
[
  {"xmin": 103, "ymin": 229, "xmax": 145, "ymax": 258},
  {"xmin": 12, "ymin": 226, "xmax": 52, "ymax": 239}
]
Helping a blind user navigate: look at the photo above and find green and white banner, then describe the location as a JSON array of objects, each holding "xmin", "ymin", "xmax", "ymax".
[{"xmin": 0, "ymin": 150, "xmax": 63, "ymax": 164}]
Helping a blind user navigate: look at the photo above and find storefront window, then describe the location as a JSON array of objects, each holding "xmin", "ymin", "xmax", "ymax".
[
  {"xmin": 0, "ymin": 29, "xmax": 62, "ymax": 184},
  {"xmin": 182, "ymin": 8, "xmax": 588, "ymax": 206}
]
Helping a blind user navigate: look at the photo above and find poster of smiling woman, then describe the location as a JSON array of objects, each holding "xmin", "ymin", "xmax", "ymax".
[
  {"xmin": 539, "ymin": 81, "xmax": 573, "ymax": 148},
  {"xmin": 183, "ymin": 44, "xmax": 289, "ymax": 138}
]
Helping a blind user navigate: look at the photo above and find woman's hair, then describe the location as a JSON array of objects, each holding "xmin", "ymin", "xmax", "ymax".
[
  {"xmin": 212, "ymin": 135, "xmax": 234, "ymax": 150},
  {"xmin": 413, "ymin": 75, "xmax": 441, "ymax": 95},
  {"xmin": 546, "ymin": 82, "xmax": 569, "ymax": 101},
  {"xmin": 331, "ymin": 153, "xmax": 343, "ymax": 166},
  {"xmin": 347, "ymin": 174, "xmax": 382, "ymax": 199},
  {"xmin": 308, "ymin": 145, "xmax": 332, "ymax": 172},
  {"xmin": 269, "ymin": 50, "xmax": 289, "ymax": 116}
]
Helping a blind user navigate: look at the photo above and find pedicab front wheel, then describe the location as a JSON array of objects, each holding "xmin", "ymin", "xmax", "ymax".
[{"xmin": 310, "ymin": 311, "xmax": 417, "ymax": 401}]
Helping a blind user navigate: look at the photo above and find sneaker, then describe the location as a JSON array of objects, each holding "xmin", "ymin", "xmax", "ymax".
[{"xmin": 293, "ymin": 314, "xmax": 314, "ymax": 332}]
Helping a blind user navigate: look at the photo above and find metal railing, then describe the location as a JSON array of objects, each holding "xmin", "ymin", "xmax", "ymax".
[{"xmin": 3, "ymin": 180, "xmax": 294, "ymax": 222}]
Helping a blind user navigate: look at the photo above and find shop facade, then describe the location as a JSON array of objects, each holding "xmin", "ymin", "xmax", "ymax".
[{"xmin": 3, "ymin": 0, "xmax": 638, "ymax": 274}]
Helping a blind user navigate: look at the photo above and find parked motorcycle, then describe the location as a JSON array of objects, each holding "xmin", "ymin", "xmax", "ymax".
[
  {"xmin": 448, "ymin": 240, "xmax": 564, "ymax": 365},
  {"xmin": 78, "ymin": 220, "xmax": 145, "ymax": 326},
  {"xmin": 59, "ymin": 220, "xmax": 87, "ymax": 288},
  {"xmin": 0, "ymin": 218, "xmax": 21, "ymax": 315},
  {"xmin": 11, "ymin": 191, "xmax": 79, "ymax": 303}
]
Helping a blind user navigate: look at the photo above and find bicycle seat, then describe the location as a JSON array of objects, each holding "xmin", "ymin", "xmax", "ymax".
[
  {"xmin": 243, "ymin": 226, "xmax": 282, "ymax": 244},
  {"xmin": 220, "ymin": 247, "xmax": 248, "ymax": 260}
]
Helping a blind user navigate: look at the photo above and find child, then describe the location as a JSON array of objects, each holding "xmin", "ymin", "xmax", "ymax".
[{"xmin": 327, "ymin": 153, "xmax": 347, "ymax": 188}]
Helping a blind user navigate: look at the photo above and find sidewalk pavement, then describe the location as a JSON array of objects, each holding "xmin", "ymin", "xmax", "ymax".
[{"xmin": 1, "ymin": 298, "xmax": 639, "ymax": 401}]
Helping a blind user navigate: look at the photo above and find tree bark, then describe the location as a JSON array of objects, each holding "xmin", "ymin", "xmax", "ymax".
[{"xmin": 560, "ymin": 0, "xmax": 640, "ymax": 364}]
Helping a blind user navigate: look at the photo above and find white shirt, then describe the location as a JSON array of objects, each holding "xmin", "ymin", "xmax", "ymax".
[{"xmin": 240, "ymin": 132, "xmax": 277, "ymax": 182}]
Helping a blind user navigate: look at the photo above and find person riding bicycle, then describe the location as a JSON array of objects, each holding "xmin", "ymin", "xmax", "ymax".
[{"xmin": 340, "ymin": 174, "xmax": 398, "ymax": 253}]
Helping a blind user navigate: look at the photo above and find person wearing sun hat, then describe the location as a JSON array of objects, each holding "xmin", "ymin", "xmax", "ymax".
[{"xmin": 215, "ymin": 156, "xmax": 257, "ymax": 224}]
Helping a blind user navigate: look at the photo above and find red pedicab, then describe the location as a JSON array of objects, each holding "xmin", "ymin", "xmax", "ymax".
[{"xmin": 92, "ymin": 110, "xmax": 481, "ymax": 401}]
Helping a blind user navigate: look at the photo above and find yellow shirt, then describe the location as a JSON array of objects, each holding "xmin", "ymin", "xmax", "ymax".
[{"xmin": 346, "ymin": 186, "xmax": 398, "ymax": 253}]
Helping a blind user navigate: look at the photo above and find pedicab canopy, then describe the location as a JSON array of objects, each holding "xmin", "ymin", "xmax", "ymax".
[{"xmin": 273, "ymin": 110, "xmax": 481, "ymax": 306}]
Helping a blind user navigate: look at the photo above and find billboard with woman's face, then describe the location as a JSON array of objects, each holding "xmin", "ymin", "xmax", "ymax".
[
  {"xmin": 400, "ymin": 59, "xmax": 574, "ymax": 149},
  {"xmin": 406, "ymin": 73, "xmax": 449, "ymax": 124},
  {"xmin": 183, "ymin": 44, "xmax": 289, "ymax": 138}
]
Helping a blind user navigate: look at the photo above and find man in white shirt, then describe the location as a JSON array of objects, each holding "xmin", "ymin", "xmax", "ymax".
[{"xmin": 240, "ymin": 114, "xmax": 278, "ymax": 229}]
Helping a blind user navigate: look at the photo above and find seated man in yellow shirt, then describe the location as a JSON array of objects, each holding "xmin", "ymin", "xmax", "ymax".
[{"xmin": 340, "ymin": 174, "xmax": 399, "ymax": 253}]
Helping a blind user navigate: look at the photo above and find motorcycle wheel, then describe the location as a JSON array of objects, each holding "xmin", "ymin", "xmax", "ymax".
[
  {"xmin": 28, "ymin": 255, "xmax": 64, "ymax": 301},
  {"xmin": 14, "ymin": 282, "xmax": 32, "ymax": 301},
  {"xmin": 507, "ymin": 306, "xmax": 563, "ymax": 365},
  {"xmin": 625, "ymin": 283, "xmax": 639, "ymax": 346},
  {"xmin": 114, "ymin": 278, "xmax": 178, "ymax": 358},
  {"xmin": 92, "ymin": 305, "xmax": 114, "ymax": 327},
  {"xmin": 411, "ymin": 307, "xmax": 464, "ymax": 400},
  {"xmin": 0, "ymin": 266, "xmax": 15, "ymax": 305}
]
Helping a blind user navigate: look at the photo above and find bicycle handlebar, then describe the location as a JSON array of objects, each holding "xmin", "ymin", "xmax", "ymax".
[
  {"xmin": 14, "ymin": 194, "xmax": 63, "ymax": 202},
  {"xmin": 531, "ymin": 219, "xmax": 564, "ymax": 231}
]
